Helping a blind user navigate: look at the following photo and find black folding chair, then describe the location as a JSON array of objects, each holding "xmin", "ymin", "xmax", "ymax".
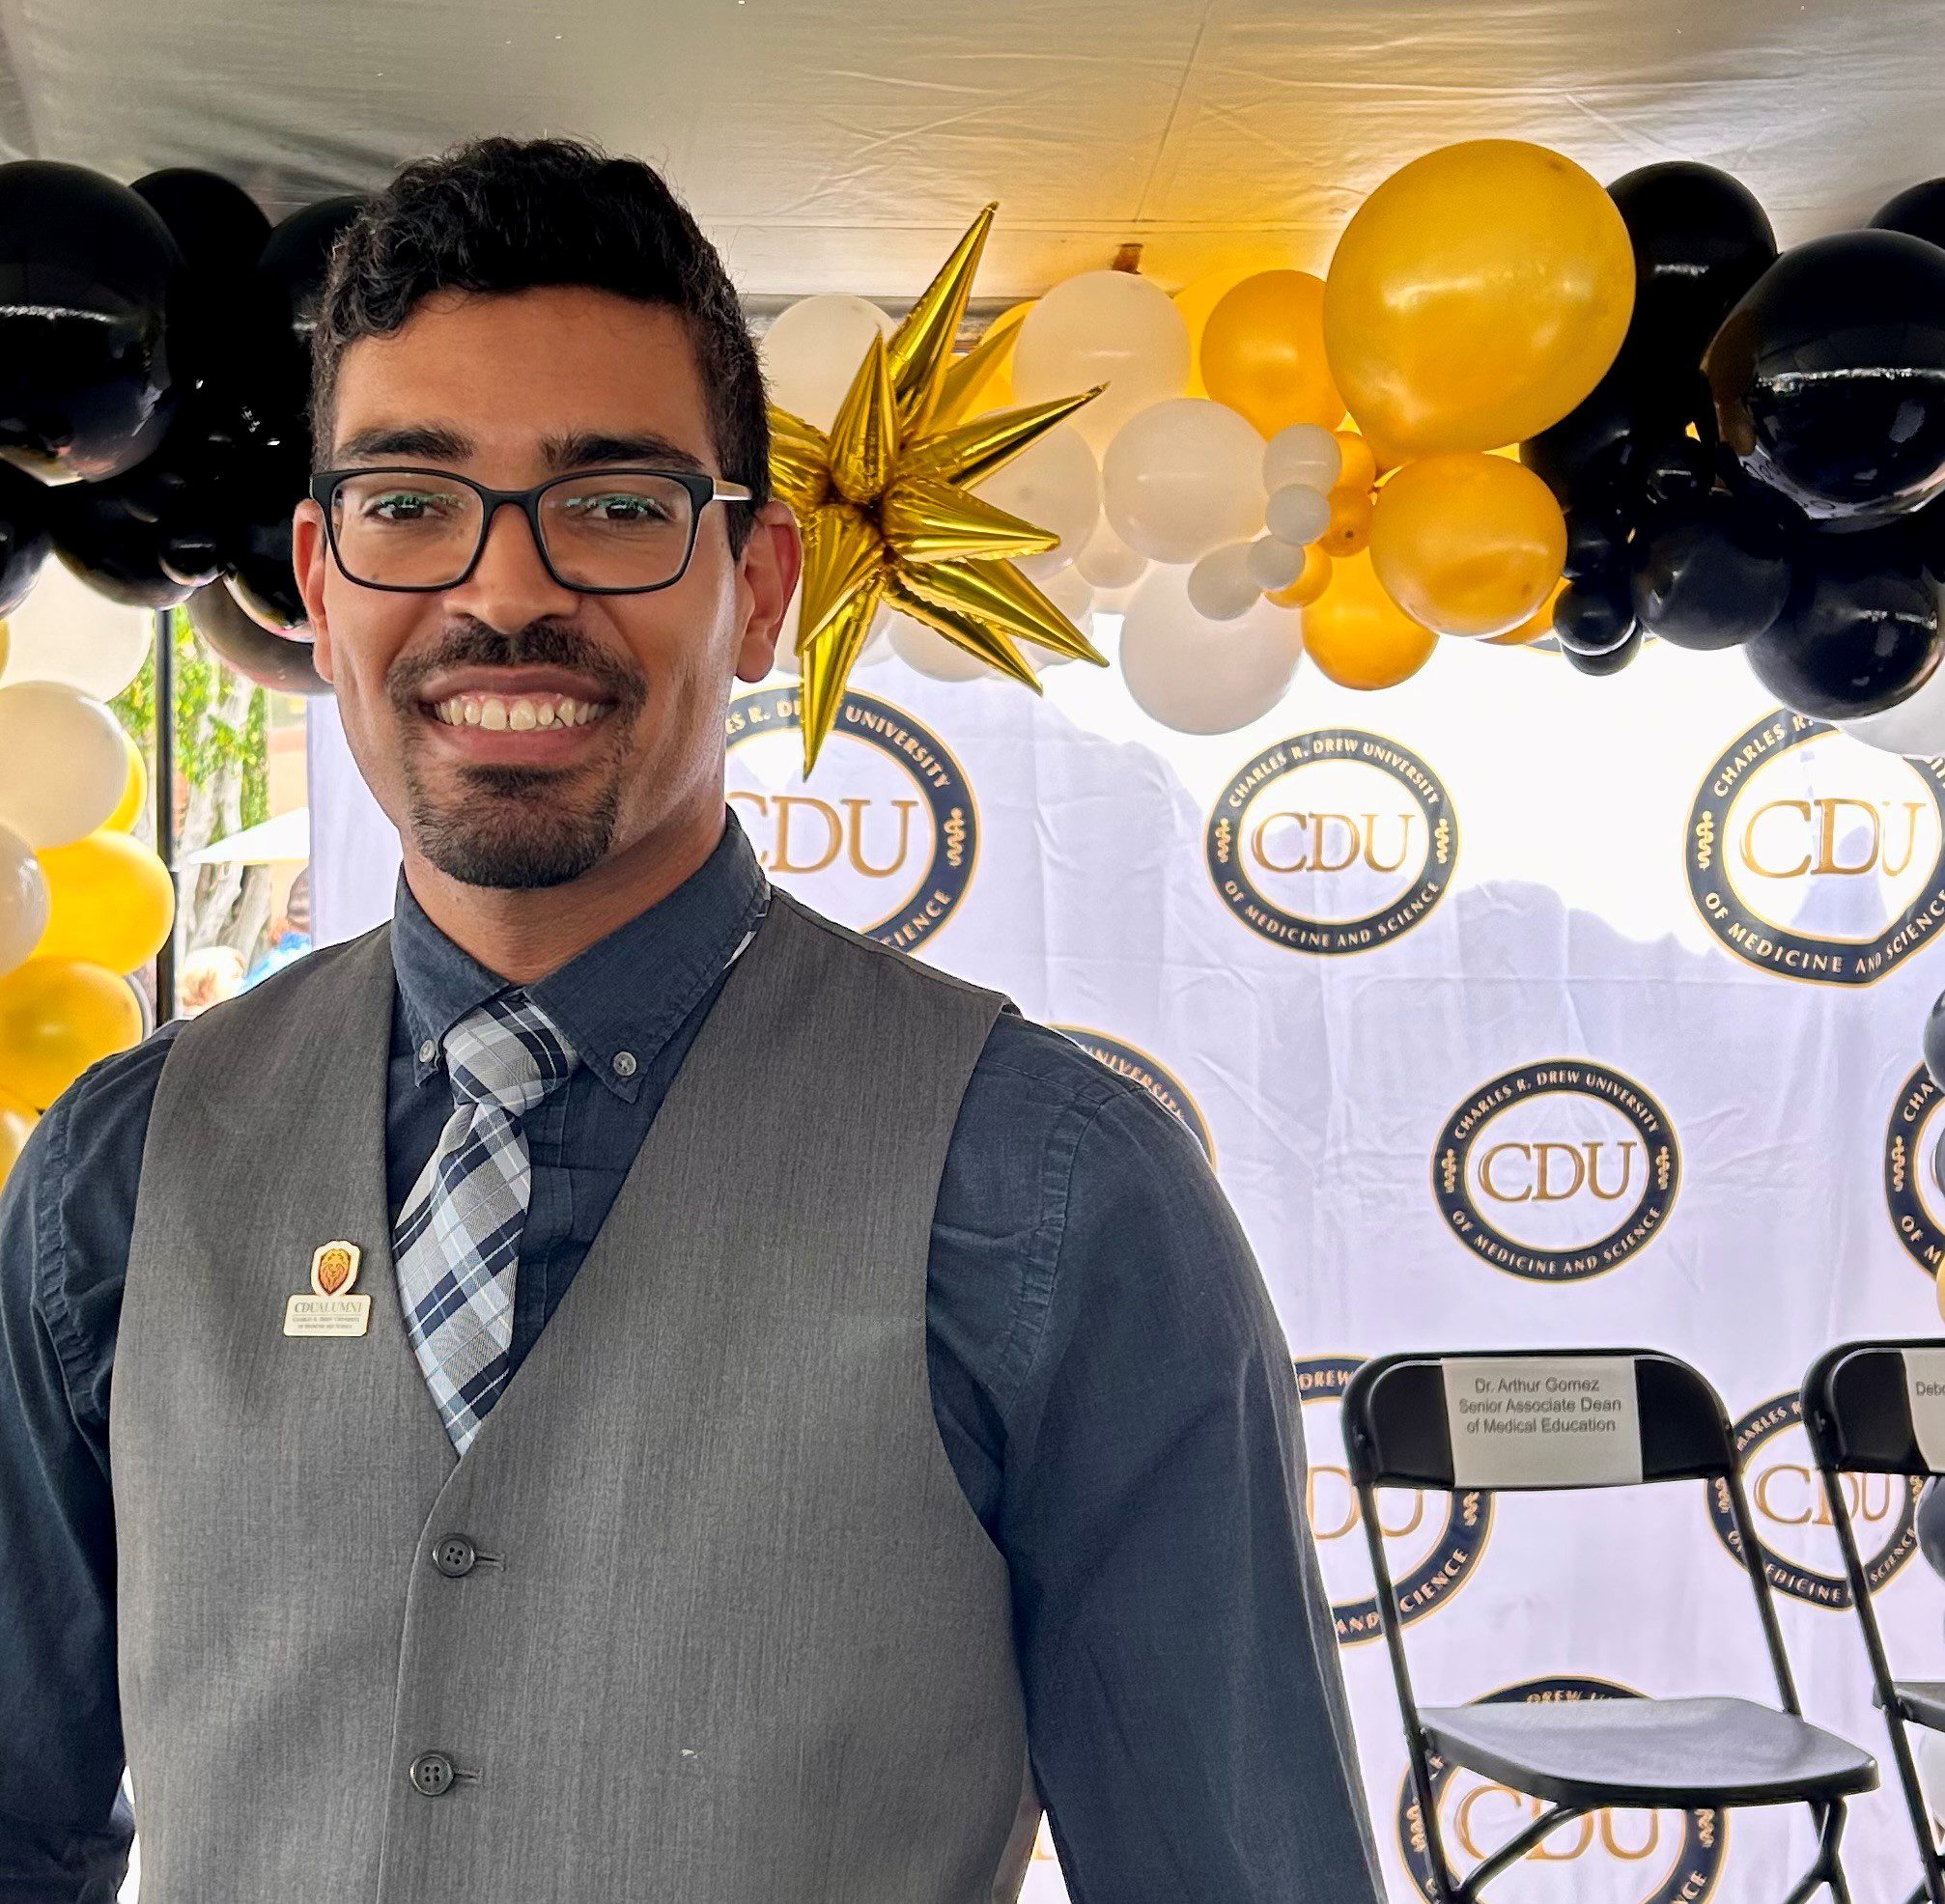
[
  {"xmin": 1342, "ymin": 1348, "xmax": 1877, "ymax": 1904},
  {"xmin": 1802, "ymin": 1340, "xmax": 1945, "ymax": 1904}
]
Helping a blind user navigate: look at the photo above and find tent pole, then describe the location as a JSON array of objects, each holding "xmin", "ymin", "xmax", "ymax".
[{"xmin": 154, "ymin": 605, "xmax": 176, "ymax": 1024}]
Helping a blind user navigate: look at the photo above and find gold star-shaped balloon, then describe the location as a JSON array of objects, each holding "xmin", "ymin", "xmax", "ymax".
[{"xmin": 769, "ymin": 205, "xmax": 1109, "ymax": 773}]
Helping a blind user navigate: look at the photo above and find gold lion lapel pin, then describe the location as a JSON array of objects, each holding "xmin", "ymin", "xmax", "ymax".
[{"xmin": 283, "ymin": 1241, "xmax": 373, "ymax": 1337}]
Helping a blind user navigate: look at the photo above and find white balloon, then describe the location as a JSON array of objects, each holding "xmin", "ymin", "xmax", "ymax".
[
  {"xmin": 0, "ymin": 822, "xmax": 48, "ymax": 977},
  {"xmin": 1187, "ymin": 544, "xmax": 1263, "ymax": 622},
  {"xmin": 760, "ymin": 294, "xmax": 895, "ymax": 432},
  {"xmin": 1839, "ymin": 658, "xmax": 1945, "ymax": 756},
  {"xmin": 1264, "ymin": 483, "xmax": 1333, "ymax": 546},
  {"xmin": 973, "ymin": 424, "xmax": 1101, "ymax": 580},
  {"xmin": 1263, "ymin": 424, "xmax": 1342, "ymax": 495},
  {"xmin": 1246, "ymin": 535, "xmax": 1308, "ymax": 592},
  {"xmin": 0, "ymin": 559, "xmax": 154, "ymax": 699},
  {"xmin": 1011, "ymin": 270, "xmax": 1191, "ymax": 454},
  {"xmin": 1120, "ymin": 562, "xmax": 1304, "ymax": 735},
  {"xmin": 0, "ymin": 682, "xmax": 128, "ymax": 848},
  {"xmin": 1074, "ymin": 519, "xmax": 1147, "ymax": 591},
  {"xmin": 888, "ymin": 613, "xmax": 1002, "ymax": 682},
  {"xmin": 1102, "ymin": 398, "xmax": 1267, "ymax": 565}
]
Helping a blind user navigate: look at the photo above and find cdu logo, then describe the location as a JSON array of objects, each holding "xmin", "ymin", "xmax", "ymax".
[
  {"xmin": 1292, "ymin": 1357, "xmax": 1491, "ymax": 1646},
  {"xmin": 1052, "ymin": 1027, "xmax": 1216, "ymax": 1163},
  {"xmin": 725, "ymin": 685, "xmax": 975, "ymax": 951},
  {"xmin": 1688, "ymin": 709, "xmax": 1945, "ymax": 985},
  {"xmin": 1433, "ymin": 1062, "xmax": 1679, "ymax": 1283},
  {"xmin": 1205, "ymin": 728, "xmax": 1457, "ymax": 954},
  {"xmin": 1886, "ymin": 1062, "xmax": 1945, "ymax": 1284},
  {"xmin": 1706, "ymin": 1390, "xmax": 1920, "ymax": 1610},
  {"xmin": 1395, "ymin": 1676, "xmax": 1727, "ymax": 1903}
]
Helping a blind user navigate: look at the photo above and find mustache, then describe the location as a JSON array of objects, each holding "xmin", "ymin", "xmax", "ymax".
[{"xmin": 386, "ymin": 619, "xmax": 649, "ymax": 714}]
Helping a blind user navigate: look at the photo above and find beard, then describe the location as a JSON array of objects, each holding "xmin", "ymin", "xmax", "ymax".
[{"xmin": 387, "ymin": 618, "xmax": 650, "ymax": 890}]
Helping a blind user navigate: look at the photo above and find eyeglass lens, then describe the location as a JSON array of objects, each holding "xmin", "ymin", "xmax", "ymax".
[{"xmin": 328, "ymin": 471, "xmax": 698, "ymax": 589}]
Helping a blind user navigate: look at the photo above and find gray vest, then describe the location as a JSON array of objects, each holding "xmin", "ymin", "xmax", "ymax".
[{"xmin": 110, "ymin": 889, "xmax": 1041, "ymax": 1903}]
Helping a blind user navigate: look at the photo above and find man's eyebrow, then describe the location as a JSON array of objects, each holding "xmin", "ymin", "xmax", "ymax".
[
  {"xmin": 331, "ymin": 423, "xmax": 475, "ymax": 464},
  {"xmin": 540, "ymin": 430, "xmax": 709, "ymax": 475}
]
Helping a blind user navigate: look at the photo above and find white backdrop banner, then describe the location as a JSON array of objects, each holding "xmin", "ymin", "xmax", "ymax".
[{"xmin": 309, "ymin": 626, "xmax": 1945, "ymax": 1904}]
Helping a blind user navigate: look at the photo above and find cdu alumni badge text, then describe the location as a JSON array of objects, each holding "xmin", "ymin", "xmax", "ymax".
[{"xmin": 284, "ymin": 1240, "xmax": 372, "ymax": 1337}]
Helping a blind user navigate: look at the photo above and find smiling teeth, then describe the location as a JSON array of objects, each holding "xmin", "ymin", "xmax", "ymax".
[{"xmin": 431, "ymin": 694, "xmax": 607, "ymax": 730}]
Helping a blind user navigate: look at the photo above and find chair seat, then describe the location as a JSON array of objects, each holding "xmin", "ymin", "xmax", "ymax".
[
  {"xmin": 1894, "ymin": 1682, "xmax": 1945, "ymax": 1732},
  {"xmin": 1420, "ymin": 1694, "xmax": 1877, "ymax": 1808}
]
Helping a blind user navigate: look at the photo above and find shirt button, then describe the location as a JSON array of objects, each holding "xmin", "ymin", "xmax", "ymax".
[
  {"xmin": 417, "ymin": 1039, "xmax": 437, "ymax": 1064},
  {"xmin": 409, "ymin": 1750, "xmax": 455, "ymax": 1796},
  {"xmin": 432, "ymin": 1534, "xmax": 477, "ymax": 1578},
  {"xmin": 612, "ymin": 1050, "xmax": 637, "ymax": 1078}
]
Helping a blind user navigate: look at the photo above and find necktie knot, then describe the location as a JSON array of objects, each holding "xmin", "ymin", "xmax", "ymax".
[{"xmin": 442, "ymin": 992, "xmax": 578, "ymax": 1119}]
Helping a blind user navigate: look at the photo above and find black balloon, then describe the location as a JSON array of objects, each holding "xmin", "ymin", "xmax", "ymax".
[
  {"xmin": 187, "ymin": 581, "xmax": 326, "ymax": 693},
  {"xmin": 1564, "ymin": 510, "xmax": 1625, "ymax": 580},
  {"xmin": 1746, "ymin": 526, "xmax": 1945, "ymax": 717},
  {"xmin": 258, "ymin": 195, "xmax": 367, "ymax": 336},
  {"xmin": 1553, "ymin": 574, "xmax": 1637, "ymax": 656},
  {"xmin": 1925, "ymin": 988, "xmax": 1945, "ymax": 1091},
  {"xmin": 1630, "ymin": 493, "xmax": 1792, "ymax": 650},
  {"xmin": 0, "ymin": 160, "xmax": 182, "ymax": 483},
  {"xmin": 1609, "ymin": 163, "xmax": 1776, "ymax": 373},
  {"xmin": 47, "ymin": 478, "xmax": 194, "ymax": 609},
  {"xmin": 0, "ymin": 462, "xmax": 50, "ymax": 613},
  {"xmin": 131, "ymin": 169, "xmax": 271, "ymax": 280},
  {"xmin": 223, "ymin": 509, "xmax": 308, "ymax": 632},
  {"xmin": 1640, "ymin": 434, "xmax": 1715, "ymax": 510},
  {"xmin": 1873, "ymin": 180, "xmax": 1945, "ymax": 252},
  {"xmin": 1705, "ymin": 229, "xmax": 1945, "ymax": 523},
  {"xmin": 1563, "ymin": 625, "xmax": 1643, "ymax": 676}
]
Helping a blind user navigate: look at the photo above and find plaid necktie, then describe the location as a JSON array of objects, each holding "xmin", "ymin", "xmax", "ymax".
[{"xmin": 395, "ymin": 992, "xmax": 578, "ymax": 1456}]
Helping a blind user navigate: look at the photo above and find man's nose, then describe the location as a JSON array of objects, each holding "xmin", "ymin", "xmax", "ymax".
[{"xmin": 441, "ymin": 499, "xmax": 581, "ymax": 630}]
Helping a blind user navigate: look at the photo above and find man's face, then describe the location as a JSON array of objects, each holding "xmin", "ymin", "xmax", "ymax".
[{"xmin": 294, "ymin": 284, "xmax": 798, "ymax": 890}]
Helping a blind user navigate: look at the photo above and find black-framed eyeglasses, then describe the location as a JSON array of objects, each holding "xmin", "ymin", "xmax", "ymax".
[{"xmin": 307, "ymin": 464, "xmax": 756, "ymax": 595}]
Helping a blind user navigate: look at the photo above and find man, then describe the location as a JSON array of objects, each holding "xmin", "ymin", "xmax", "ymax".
[{"xmin": 0, "ymin": 137, "xmax": 1384, "ymax": 1903}]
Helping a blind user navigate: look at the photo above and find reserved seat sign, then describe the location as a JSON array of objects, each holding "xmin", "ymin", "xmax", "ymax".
[{"xmin": 1441, "ymin": 1356, "xmax": 1645, "ymax": 1490}]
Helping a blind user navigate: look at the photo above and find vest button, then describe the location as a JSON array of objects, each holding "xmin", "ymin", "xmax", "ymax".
[
  {"xmin": 409, "ymin": 1751, "xmax": 455, "ymax": 1796},
  {"xmin": 432, "ymin": 1534, "xmax": 477, "ymax": 1578}
]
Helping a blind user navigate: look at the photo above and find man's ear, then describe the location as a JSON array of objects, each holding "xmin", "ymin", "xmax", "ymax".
[
  {"xmin": 733, "ymin": 501, "xmax": 803, "ymax": 685},
  {"xmin": 292, "ymin": 498, "xmax": 335, "ymax": 684}
]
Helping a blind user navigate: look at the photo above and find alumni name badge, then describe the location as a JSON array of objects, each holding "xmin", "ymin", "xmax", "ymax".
[{"xmin": 283, "ymin": 1241, "xmax": 372, "ymax": 1337}]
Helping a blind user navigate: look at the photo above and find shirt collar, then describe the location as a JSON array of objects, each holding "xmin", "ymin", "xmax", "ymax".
[{"xmin": 391, "ymin": 802, "xmax": 771, "ymax": 1104}]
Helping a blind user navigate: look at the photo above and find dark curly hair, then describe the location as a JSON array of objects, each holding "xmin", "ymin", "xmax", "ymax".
[{"xmin": 310, "ymin": 135, "xmax": 769, "ymax": 550}]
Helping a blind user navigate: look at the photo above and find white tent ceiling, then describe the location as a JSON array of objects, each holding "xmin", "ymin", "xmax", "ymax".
[{"xmin": 1, "ymin": 0, "xmax": 1938, "ymax": 301}]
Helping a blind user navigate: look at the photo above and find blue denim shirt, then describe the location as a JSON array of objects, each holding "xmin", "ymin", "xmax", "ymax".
[{"xmin": 0, "ymin": 803, "xmax": 1377, "ymax": 1903}]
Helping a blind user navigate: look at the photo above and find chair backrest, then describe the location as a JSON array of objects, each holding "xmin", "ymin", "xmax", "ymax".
[
  {"xmin": 1803, "ymin": 1339, "xmax": 1945, "ymax": 1477},
  {"xmin": 1343, "ymin": 1348, "xmax": 1734, "ymax": 1493}
]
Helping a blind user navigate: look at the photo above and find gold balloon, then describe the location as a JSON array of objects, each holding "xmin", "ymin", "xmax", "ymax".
[
  {"xmin": 1174, "ymin": 263, "xmax": 1287, "ymax": 397},
  {"xmin": 103, "ymin": 730, "xmax": 147, "ymax": 833},
  {"xmin": 1302, "ymin": 550, "xmax": 1439, "ymax": 690},
  {"xmin": 1487, "ymin": 580, "xmax": 1565, "ymax": 646},
  {"xmin": 770, "ymin": 208, "xmax": 1107, "ymax": 772},
  {"xmin": 1323, "ymin": 140, "xmax": 1635, "ymax": 458},
  {"xmin": 32, "ymin": 830, "xmax": 177, "ymax": 973},
  {"xmin": 1369, "ymin": 452, "xmax": 1567, "ymax": 637},
  {"xmin": 1268, "ymin": 544, "xmax": 1333, "ymax": 609},
  {"xmin": 1199, "ymin": 271, "xmax": 1344, "ymax": 438},
  {"xmin": 0, "ymin": 956, "xmax": 143, "ymax": 1108},
  {"xmin": 1335, "ymin": 433, "xmax": 1378, "ymax": 495},
  {"xmin": 1319, "ymin": 487, "xmax": 1374, "ymax": 558},
  {"xmin": 0, "ymin": 1084, "xmax": 33, "ymax": 1191}
]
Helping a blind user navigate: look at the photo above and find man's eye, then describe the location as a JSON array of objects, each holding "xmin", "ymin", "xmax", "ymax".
[
  {"xmin": 365, "ymin": 490, "xmax": 460, "ymax": 522},
  {"xmin": 563, "ymin": 493, "xmax": 672, "ymax": 524}
]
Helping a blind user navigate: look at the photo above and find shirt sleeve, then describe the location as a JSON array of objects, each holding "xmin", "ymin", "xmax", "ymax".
[
  {"xmin": 1001, "ymin": 1080, "xmax": 1385, "ymax": 1904},
  {"xmin": 0, "ymin": 1032, "xmax": 175, "ymax": 1900}
]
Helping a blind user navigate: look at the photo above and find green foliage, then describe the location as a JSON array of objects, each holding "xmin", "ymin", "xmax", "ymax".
[{"xmin": 112, "ymin": 607, "xmax": 268, "ymax": 832}]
